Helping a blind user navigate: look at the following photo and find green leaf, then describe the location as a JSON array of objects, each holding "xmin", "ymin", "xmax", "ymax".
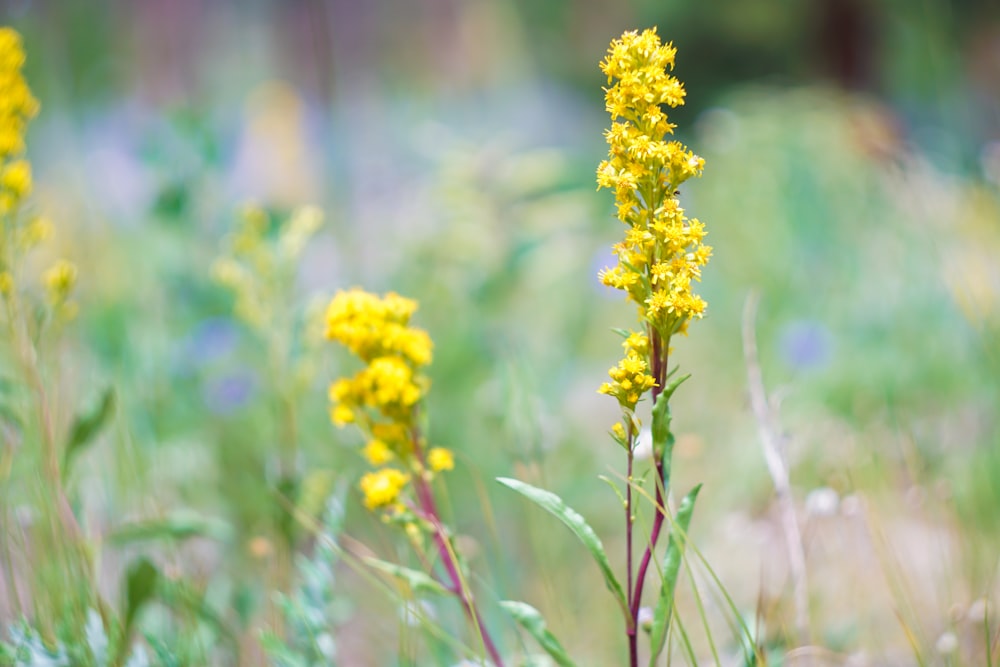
[
  {"xmin": 648, "ymin": 483, "xmax": 702, "ymax": 664},
  {"xmin": 496, "ymin": 477, "xmax": 630, "ymax": 627},
  {"xmin": 0, "ymin": 401, "xmax": 23, "ymax": 432},
  {"xmin": 121, "ymin": 558, "xmax": 159, "ymax": 650},
  {"xmin": 500, "ymin": 600, "xmax": 576, "ymax": 667},
  {"xmin": 362, "ymin": 557, "xmax": 450, "ymax": 598},
  {"xmin": 106, "ymin": 512, "xmax": 231, "ymax": 546},
  {"xmin": 63, "ymin": 388, "xmax": 116, "ymax": 477}
]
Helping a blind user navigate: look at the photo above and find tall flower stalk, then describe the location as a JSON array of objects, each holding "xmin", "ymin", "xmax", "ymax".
[
  {"xmin": 325, "ymin": 289, "xmax": 504, "ymax": 666},
  {"xmin": 596, "ymin": 28, "xmax": 711, "ymax": 666}
]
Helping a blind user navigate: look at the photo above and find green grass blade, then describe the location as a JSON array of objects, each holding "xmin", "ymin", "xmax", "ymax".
[
  {"xmin": 500, "ymin": 600, "xmax": 577, "ymax": 667},
  {"xmin": 497, "ymin": 477, "xmax": 630, "ymax": 627},
  {"xmin": 682, "ymin": 545, "xmax": 722, "ymax": 667},
  {"xmin": 648, "ymin": 483, "xmax": 702, "ymax": 665}
]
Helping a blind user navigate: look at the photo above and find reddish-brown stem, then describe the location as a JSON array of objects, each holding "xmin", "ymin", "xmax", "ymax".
[
  {"xmin": 625, "ymin": 433, "xmax": 637, "ymax": 667},
  {"xmin": 411, "ymin": 435, "xmax": 505, "ymax": 667}
]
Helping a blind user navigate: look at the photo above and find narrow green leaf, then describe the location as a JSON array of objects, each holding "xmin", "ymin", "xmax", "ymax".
[
  {"xmin": 597, "ymin": 475, "xmax": 627, "ymax": 510},
  {"xmin": 362, "ymin": 557, "xmax": 450, "ymax": 598},
  {"xmin": 63, "ymin": 388, "xmax": 116, "ymax": 476},
  {"xmin": 501, "ymin": 600, "xmax": 576, "ymax": 667},
  {"xmin": 106, "ymin": 512, "xmax": 232, "ymax": 546},
  {"xmin": 648, "ymin": 483, "xmax": 702, "ymax": 664},
  {"xmin": 497, "ymin": 477, "xmax": 630, "ymax": 627}
]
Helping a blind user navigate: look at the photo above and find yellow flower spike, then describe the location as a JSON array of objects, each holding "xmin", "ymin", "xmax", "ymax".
[
  {"xmin": 359, "ymin": 468, "xmax": 409, "ymax": 511},
  {"xmin": 597, "ymin": 28, "xmax": 709, "ymax": 343},
  {"xmin": 427, "ymin": 447, "xmax": 454, "ymax": 473}
]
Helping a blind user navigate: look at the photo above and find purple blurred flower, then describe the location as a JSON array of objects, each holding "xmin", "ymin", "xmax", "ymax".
[
  {"xmin": 204, "ymin": 371, "xmax": 257, "ymax": 414},
  {"xmin": 779, "ymin": 320, "xmax": 832, "ymax": 370}
]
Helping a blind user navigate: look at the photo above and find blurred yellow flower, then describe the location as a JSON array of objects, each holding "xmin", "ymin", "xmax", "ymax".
[
  {"xmin": 1, "ymin": 159, "xmax": 30, "ymax": 198},
  {"xmin": 325, "ymin": 289, "xmax": 433, "ymax": 430},
  {"xmin": 43, "ymin": 259, "xmax": 76, "ymax": 303},
  {"xmin": 360, "ymin": 468, "xmax": 409, "ymax": 510},
  {"xmin": 427, "ymin": 447, "xmax": 454, "ymax": 473},
  {"xmin": 363, "ymin": 438, "xmax": 394, "ymax": 466}
]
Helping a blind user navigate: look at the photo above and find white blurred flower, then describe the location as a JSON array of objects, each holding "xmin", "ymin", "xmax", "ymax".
[
  {"xmin": 935, "ymin": 631, "xmax": 958, "ymax": 655},
  {"xmin": 805, "ymin": 487, "xmax": 840, "ymax": 517}
]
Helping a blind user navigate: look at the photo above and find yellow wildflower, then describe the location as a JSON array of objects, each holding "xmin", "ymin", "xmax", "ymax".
[
  {"xmin": 359, "ymin": 468, "xmax": 409, "ymax": 510},
  {"xmin": 1, "ymin": 159, "xmax": 30, "ymax": 197},
  {"xmin": 43, "ymin": 259, "xmax": 76, "ymax": 303},
  {"xmin": 427, "ymin": 447, "xmax": 454, "ymax": 473},
  {"xmin": 362, "ymin": 438, "xmax": 394, "ymax": 466},
  {"xmin": 19, "ymin": 215, "xmax": 52, "ymax": 248},
  {"xmin": 0, "ymin": 270, "xmax": 13, "ymax": 296},
  {"xmin": 330, "ymin": 403, "xmax": 355, "ymax": 426}
]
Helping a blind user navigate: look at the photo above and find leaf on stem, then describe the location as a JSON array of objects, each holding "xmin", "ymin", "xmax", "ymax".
[
  {"xmin": 63, "ymin": 388, "xmax": 116, "ymax": 478},
  {"xmin": 496, "ymin": 477, "xmax": 631, "ymax": 628},
  {"xmin": 500, "ymin": 600, "xmax": 577, "ymax": 667},
  {"xmin": 115, "ymin": 556, "xmax": 159, "ymax": 666},
  {"xmin": 651, "ymin": 374, "xmax": 689, "ymax": 461},
  {"xmin": 648, "ymin": 483, "xmax": 702, "ymax": 664},
  {"xmin": 362, "ymin": 557, "xmax": 451, "ymax": 598}
]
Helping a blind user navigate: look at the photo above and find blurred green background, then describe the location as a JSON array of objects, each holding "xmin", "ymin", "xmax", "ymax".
[{"xmin": 2, "ymin": 0, "xmax": 999, "ymax": 664}]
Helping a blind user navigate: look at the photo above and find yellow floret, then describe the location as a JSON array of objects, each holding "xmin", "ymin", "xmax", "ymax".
[
  {"xmin": 427, "ymin": 447, "xmax": 454, "ymax": 473},
  {"xmin": 359, "ymin": 468, "xmax": 409, "ymax": 510}
]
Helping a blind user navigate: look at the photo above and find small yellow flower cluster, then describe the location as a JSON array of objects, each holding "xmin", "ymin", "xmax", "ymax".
[
  {"xmin": 43, "ymin": 258, "xmax": 77, "ymax": 306},
  {"xmin": 599, "ymin": 331, "xmax": 657, "ymax": 409},
  {"xmin": 0, "ymin": 28, "xmax": 38, "ymax": 216},
  {"xmin": 359, "ymin": 468, "xmax": 410, "ymax": 511},
  {"xmin": 326, "ymin": 289, "xmax": 450, "ymax": 512},
  {"xmin": 212, "ymin": 204, "xmax": 323, "ymax": 328},
  {"xmin": 597, "ymin": 28, "xmax": 711, "ymax": 338}
]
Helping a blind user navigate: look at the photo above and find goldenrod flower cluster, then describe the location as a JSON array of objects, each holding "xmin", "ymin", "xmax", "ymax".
[
  {"xmin": 597, "ymin": 28, "xmax": 711, "ymax": 339},
  {"xmin": 325, "ymin": 289, "xmax": 451, "ymax": 512},
  {"xmin": 213, "ymin": 204, "xmax": 323, "ymax": 328},
  {"xmin": 599, "ymin": 331, "xmax": 657, "ymax": 409},
  {"xmin": 0, "ymin": 27, "xmax": 76, "ymax": 313}
]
